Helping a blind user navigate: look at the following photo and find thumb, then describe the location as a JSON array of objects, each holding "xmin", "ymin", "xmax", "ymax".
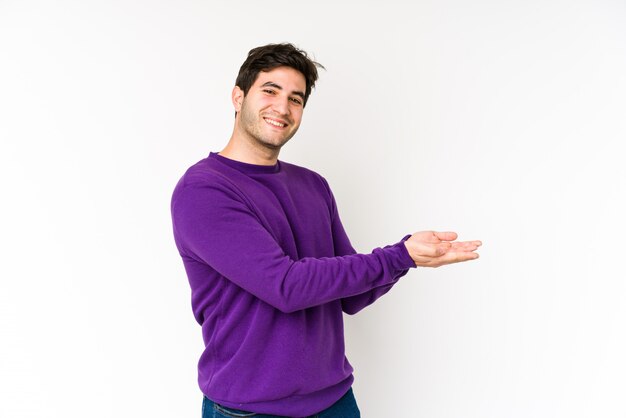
[{"xmin": 434, "ymin": 231, "xmax": 458, "ymax": 242}]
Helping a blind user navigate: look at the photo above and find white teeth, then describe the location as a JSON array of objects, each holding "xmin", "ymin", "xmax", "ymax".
[{"xmin": 264, "ymin": 118, "xmax": 285, "ymax": 127}]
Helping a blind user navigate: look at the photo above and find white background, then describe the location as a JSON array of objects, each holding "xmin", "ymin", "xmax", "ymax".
[{"xmin": 1, "ymin": 1, "xmax": 625, "ymax": 417}]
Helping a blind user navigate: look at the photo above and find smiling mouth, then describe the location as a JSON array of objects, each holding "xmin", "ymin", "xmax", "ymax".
[{"xmin": 263, "ymin": 117, "xmax": 287, "ymax": 128}]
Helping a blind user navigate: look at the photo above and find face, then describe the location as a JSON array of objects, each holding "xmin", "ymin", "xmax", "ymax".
[{"xmin": 233, "ymin": 66, "xmax": 306, "ymax": 151}]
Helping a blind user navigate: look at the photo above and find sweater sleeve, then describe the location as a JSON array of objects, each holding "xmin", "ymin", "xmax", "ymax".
[
  {"xmin": 324, "ymin": 183, "xmax": 415, "ymax": 315},
  {"xmin": 171, "ymin": 180, "xmax": 415, "ymax": 314}
]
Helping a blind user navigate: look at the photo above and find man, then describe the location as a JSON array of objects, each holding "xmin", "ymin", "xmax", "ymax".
[{"xmin": 171, "ymin": 43, "xmax": 481, "ymax": 418}]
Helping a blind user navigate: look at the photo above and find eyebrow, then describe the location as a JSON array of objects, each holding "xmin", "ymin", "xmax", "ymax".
[{"xmin": 261, "ymin": 81, "xmax": 305, "ymax": 100}]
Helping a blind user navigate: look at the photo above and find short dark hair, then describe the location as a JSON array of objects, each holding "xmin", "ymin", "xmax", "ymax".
[{"xmin": 235, "ymin": 43, "xmax": 324, "ymax": 107}]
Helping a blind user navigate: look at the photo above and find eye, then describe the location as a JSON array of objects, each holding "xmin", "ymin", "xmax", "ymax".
[
  {"xmin": 263, "ymin": 89, "xmax": 276, "ymax": 95},
  {"xmin": 290, "ymin": 97, "xmax": 303, "ymax": 105}
]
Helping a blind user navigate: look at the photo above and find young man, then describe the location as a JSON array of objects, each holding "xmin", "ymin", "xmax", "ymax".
[{"xmin": 171, "ymin": 43, "xmax": 481, "ymax": 418}]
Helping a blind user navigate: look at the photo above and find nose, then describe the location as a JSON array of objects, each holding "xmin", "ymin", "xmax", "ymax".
[{"xmin": 272, "ymin": 96, "xmax": 290, "ymax": 116}]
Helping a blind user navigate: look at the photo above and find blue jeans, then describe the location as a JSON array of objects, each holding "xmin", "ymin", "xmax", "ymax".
[{"xmin": 202, "ymin": 387, "xmax": 361, "ymax": 418}]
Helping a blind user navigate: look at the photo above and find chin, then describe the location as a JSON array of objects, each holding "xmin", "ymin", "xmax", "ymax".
[
  {"xmin": 253, "ymin": 137, "xmax": 286, "ymax": 151},
  {"xmin": 262, "ymin": 134, "xmax": 294, "ymax": 149},
  {"xmin": 267, "ymin": 140, "xmax": 291, "ymax": 150}
]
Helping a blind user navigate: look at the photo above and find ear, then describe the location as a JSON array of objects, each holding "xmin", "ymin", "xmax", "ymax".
[{"xmin": 232, "ymin": 86, "xmax": 244, "ymax": 113}]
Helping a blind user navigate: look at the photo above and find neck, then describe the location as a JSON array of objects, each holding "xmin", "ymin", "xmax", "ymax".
[{"xmin": 219, "ymin": 127, "xmax": 280, "ymax": 166}]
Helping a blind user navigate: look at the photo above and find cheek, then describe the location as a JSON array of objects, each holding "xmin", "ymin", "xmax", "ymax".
[
  {"xmin": 243, "ymin": 96, "xmax": 269, "ymax": 112},
  {"xmin": 256, "ymin": 97, "xmax": 275, "ymax": 108},
  {"xmin": 292, "ymin": 110, "xmax": 304, "ymax": 124}
]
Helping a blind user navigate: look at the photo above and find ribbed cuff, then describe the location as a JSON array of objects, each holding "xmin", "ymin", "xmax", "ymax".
[{"xmin": 389, "ymin": 234, "xmax": 417, "ymax": 271}]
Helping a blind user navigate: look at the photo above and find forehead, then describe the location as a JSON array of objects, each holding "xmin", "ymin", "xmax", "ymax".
[{"xmin": 252, "ymin": 66, "xmax": 306, "ymax": 91}]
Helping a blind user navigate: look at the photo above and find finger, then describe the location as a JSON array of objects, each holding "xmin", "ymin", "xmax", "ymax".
[
  {"xmin": 439, "ymin": 251, "xmax": 480, "ymax": 264},
  {"xmin": 414, "ymin": 251, "xmax": 480, "ymax": 267},
  {"xmin": 450, "ymin": 240, "xmax": 482, "ymax": 251},
  {"xmin": 412, "ymin": 248, "xmax": 480, "ymax": 267},
  {"xmin": 434, "ymin": 231, "xmax": 458, "ymax": 242}
]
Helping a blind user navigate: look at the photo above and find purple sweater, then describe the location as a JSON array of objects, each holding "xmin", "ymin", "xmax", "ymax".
[{"xmin": 170, "ymin": 152, "xmax": 416, "ymax": 417}]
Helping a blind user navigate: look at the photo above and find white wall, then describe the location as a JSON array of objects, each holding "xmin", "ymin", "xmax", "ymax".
[{"xmin": 1, "ymin": 1, "xmax": 625, "ymax": 417}]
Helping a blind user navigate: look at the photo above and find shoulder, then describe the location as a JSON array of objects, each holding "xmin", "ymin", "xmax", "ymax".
[
  {"xmin": 280, "ymin": 160, "xmax": 333, "ymax": 194},
  {"xmin": 171, "ymin": 157, "xmax": 246, "ymax": 209},
  {"xmin": 177, "ymin": 156, "xmax": 230, "ymax": 186},
  {"xmin": 280, "ymin": 159, "xmax": 321, "ymax": 178}
]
